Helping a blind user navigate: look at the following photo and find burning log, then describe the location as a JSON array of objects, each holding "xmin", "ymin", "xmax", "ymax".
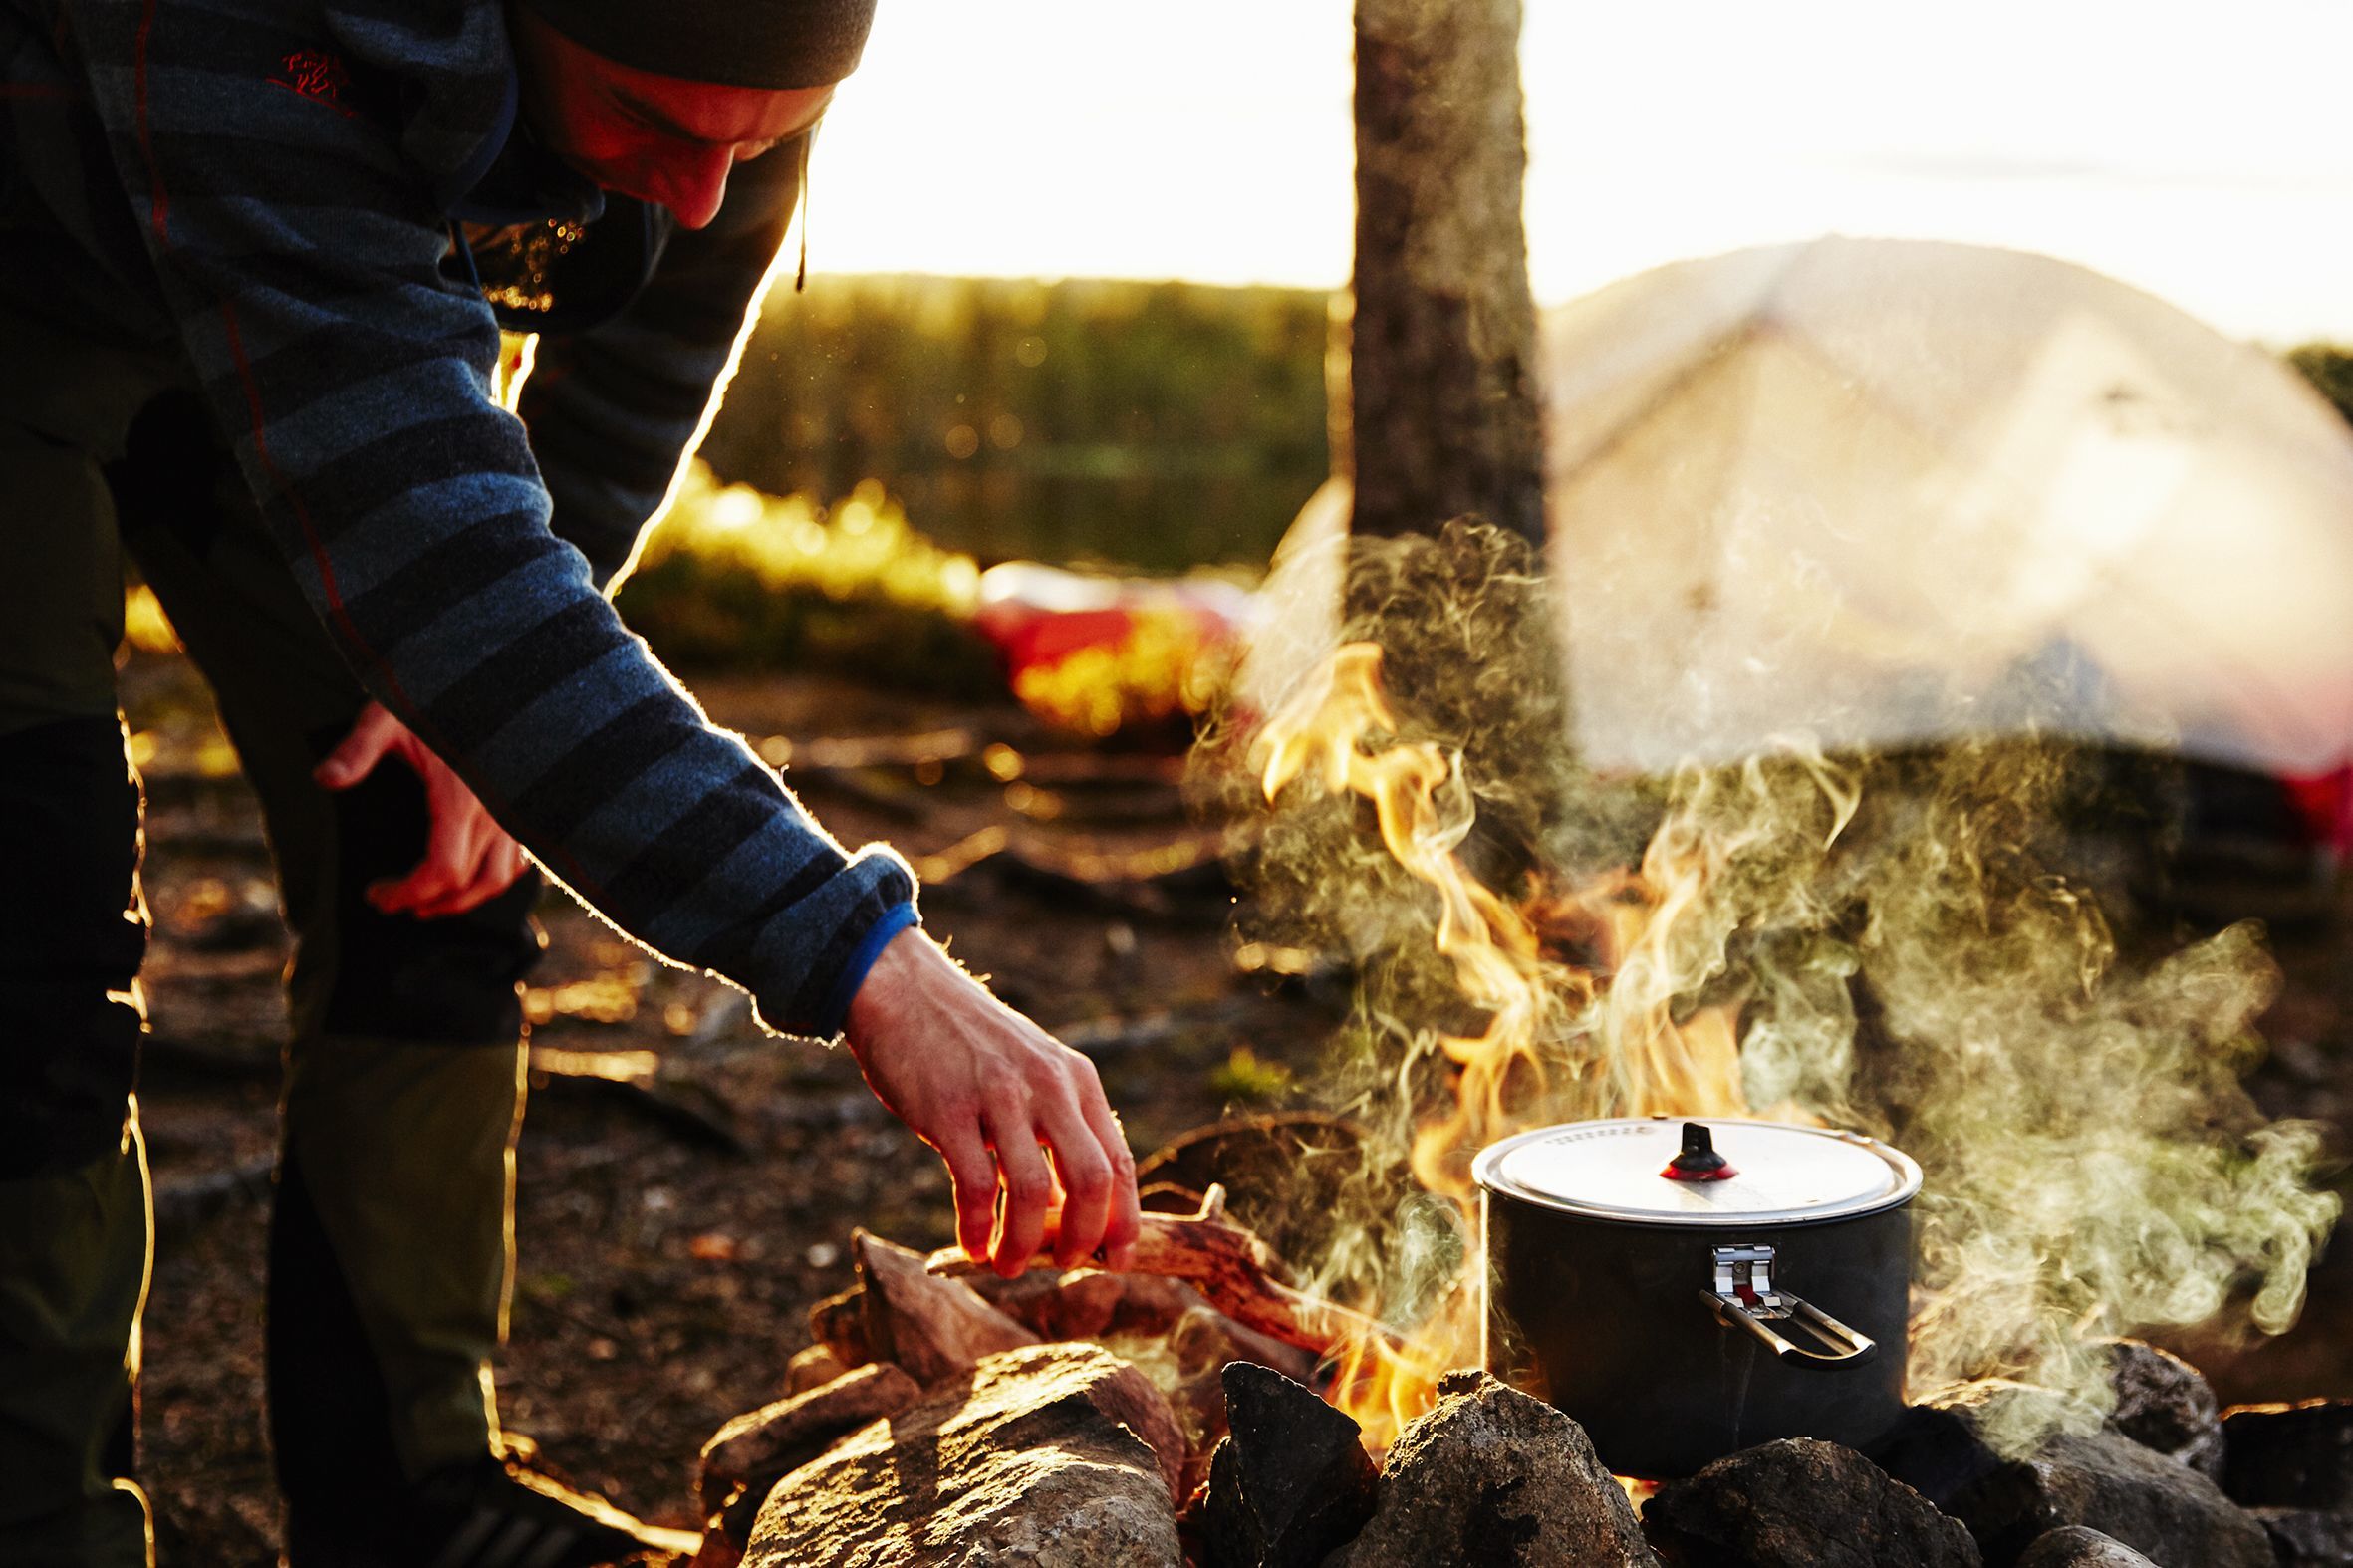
[
  {"xmin": 1168, "ymin": 1306, "xmax": 1316, "ymax": 1388},
  {"xmin": 959, "ymin": 1263, "xmax": 1205, "ymax": 1342},
  {"xmin": 924, "ymin": 1185, "xmax": 1396, "ymax": 1360},
  {"xmin": 1133, "ymin": 1113, "xmax": 1397, "ymax": 1269}
]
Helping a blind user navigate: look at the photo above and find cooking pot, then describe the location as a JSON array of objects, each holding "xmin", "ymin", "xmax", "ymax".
[{"xmin": 1474, "ymin": 1116, "xmax": 1920, "ymax": 1479}]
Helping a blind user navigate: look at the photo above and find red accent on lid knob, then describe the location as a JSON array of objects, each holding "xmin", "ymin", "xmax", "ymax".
[{"xmin": 1661, "ymin": 1121, "xmax": 1738, "ymax": 1182}]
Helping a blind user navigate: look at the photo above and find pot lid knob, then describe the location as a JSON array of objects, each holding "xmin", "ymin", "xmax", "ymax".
[{"xmin": 1661, "ymin": 1121, "xmax": 1738, "ymax": 1182}]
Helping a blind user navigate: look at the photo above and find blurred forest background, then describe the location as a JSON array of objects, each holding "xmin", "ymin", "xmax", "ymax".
[{"xmin": 699, "ymin": 277, "xmax": 1332, "ymax": 574}]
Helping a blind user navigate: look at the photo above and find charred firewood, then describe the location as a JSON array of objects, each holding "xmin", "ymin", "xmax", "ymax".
[{"xmin": 924, "ymin": 1187, "xmax": 1395, "ymax": 1360}]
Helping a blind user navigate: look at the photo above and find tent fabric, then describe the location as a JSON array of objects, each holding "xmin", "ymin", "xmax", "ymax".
[{"xmin": 1542, "ymin": 236, "xmax": 2353, "ymax": 775}]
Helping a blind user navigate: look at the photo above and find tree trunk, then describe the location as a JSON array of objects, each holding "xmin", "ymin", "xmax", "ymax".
[{"xmin": 1345, "ymin": 0, "xmax": 1544, "ymax": 545}]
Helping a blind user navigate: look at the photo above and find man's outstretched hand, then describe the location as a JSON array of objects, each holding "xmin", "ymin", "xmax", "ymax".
[
  {"xmin": 845, "ymin": 929, "xmax": 1141, "ymax": 1277},
  {"xmin": 314, "ymin": 701, "xmax": 531, "ymax": 918}
]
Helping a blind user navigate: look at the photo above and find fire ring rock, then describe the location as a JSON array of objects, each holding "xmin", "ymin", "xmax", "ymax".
[
  {"xmin": 1640, "ymin": 1437, "xmax": 1980, "ymax": 1567},
  {"xmin": 1322, "ymin": 1370, "xmax": 1660, "ymax": 1568},
  {"xmin": 2220, "ymin": 1399, "xmax": 2353, "ymax": 1510},
  {"xmin": 2250, "ymin": 1506, "xmax": 2353, "ymax": 1568},
  {"xmin": 698, "ymin": 1362, "xmax": 922, "ymax": 1542},
  {"xmin": 2013, "ymin": 1526, "xmax": 2160, "ymax": 1567},
  {"xmin": 2097, "ymin": 1341, "xmax": 2222, "ymax": 1480},
  {"xmin": 743, "ymin": 1343, "xmax": 1187, "ymax": 1568},
  {"xmin": 1198, "ymin": 1362, "xmax": 1378, "ymax": 1568},
  {"xmin": 1875, "ymin": 1400, "xmax": 2271, "ymax": 1568}
]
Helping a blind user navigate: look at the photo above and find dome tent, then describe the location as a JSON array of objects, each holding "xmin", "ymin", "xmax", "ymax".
[{"xmin": 1541, "ymin": 236, "xmax": 2353, "ymax": 777}]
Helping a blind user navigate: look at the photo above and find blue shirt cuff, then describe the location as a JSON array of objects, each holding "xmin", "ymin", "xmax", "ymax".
[{"xmin": 814, "ymin": 900, "xmax": 920, "ymax": 1038}]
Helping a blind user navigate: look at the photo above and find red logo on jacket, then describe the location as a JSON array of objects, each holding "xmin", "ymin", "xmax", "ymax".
[{"xmin": 269, "ymin": 48, "xmax": 355, "ymax": 118}]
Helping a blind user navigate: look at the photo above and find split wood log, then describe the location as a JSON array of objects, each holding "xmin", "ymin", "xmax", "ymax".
[
  {"xmin": 1135, "ymin": 1113, "xmax": 1398, "ymax": 1270},
  {"xmin": 807, "ymin": 1285, "xmax": 872, "ymax": 1369},
  {"xmin": 925, "ymin": 1186, "xmax": 1396, "ymax": 1361},
  {"xmin": 856, "ymin": 1230, "xmax": 1039, "ymax": 1386},
  {"xmin": 961, "ymin": 1266, "xmax": 1207, "ymax": 1343},
  {"xmin": 780, "ymin": 1344, "xmax": 851, "ymax": 1399}
]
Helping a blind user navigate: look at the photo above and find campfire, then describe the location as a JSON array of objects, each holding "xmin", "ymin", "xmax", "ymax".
[{"xmin": 682, "ymin": 525, "xmax": 2347, "ymax": 1568}]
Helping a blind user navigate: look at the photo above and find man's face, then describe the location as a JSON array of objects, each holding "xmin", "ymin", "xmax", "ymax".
[{"xmin": 513, "ymin": 11, "xmax": 838, "ymax": 230}]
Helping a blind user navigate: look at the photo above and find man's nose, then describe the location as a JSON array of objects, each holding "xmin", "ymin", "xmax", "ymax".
[{"xmin": 656, "ymin": 147, "xmax": 735, "ymax": 229}]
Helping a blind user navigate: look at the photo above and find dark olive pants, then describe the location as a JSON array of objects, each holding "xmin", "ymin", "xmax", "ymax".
[{"xmin": 0, "ymin": 315, "xmax": 545, "ymax": 1565}]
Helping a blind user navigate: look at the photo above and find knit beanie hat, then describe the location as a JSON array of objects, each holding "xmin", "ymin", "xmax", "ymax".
[{"xmin": 520, "ymin": 0, "xmax": 879, "ymax": 90}]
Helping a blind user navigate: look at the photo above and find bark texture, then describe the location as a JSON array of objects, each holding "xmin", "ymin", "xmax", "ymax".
[{"xmin": 1347, "ymin": 0, "xmax": 1544, "ymax": 547}]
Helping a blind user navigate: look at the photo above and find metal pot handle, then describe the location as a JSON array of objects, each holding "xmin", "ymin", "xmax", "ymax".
[{"xmin": 1702, "ymin": 1244, "xmax": 1878, "ymax": 1369}]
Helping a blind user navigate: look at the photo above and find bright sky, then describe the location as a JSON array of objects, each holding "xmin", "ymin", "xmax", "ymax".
[{"xmin": 813, "ymin": 1, "xmax": 2353, "ymax": 344}]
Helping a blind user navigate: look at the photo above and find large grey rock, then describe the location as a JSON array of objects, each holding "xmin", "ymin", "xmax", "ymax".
[
  {"xmin": 2013, "ymin": 1526, "xmax": 2158, "ymax": 1566},
  {"xmin": 2222, "ymin": 1400, "xmax": 2353, "ymax": 1509},
  {"xmin": 745, "ymin": 1343, "xmax": 1186, "ymax": 1568},
  {"xmin": 1199, "ymin": 1363, "xmax": 1378, "ymax": 1568},
  {"xmin": 1641, "ymin": 1437, "xmax": 1978, "ymax": 1567},
  {"xmin": 1325, "ymin": 1370, "xmax": 1659, "ymax": 1568},
  {"xmin": 1875, "ymin": 1400, "xmax": 2270, "ymax": 1568},
  {"xmin": 699, "ymin": 1362, "xmax": 922, "ymax": 1531},
  {"xmin": 2098, "ymin": 1342, "xmax": 2222, "ymax": 1480},
  {"xmin": 2252, "ymin": 1506, "xmax": 2353, "ymax": 1567}
]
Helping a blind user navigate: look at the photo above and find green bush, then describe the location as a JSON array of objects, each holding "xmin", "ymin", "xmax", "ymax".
[{"xmin": 614, "ymin": 465, "xmax": 1001, "ymax": 696}]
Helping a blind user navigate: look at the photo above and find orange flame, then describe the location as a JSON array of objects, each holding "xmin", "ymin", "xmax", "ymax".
[{"xmin": 1254, "ymin": 642, "xmax": 1759, "ymax": 1441}]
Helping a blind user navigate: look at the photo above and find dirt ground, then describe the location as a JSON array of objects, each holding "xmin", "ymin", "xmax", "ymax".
[{"xmin": 117, "ymin": 644, "xmax": 2353, "ymax": 1564}]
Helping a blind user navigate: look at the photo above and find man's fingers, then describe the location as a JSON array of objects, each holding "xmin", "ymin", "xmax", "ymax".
[
  {"xmin": 1073, "ymin": 1076, "xmax": 1142, "ymax": 1268},
  {"xmin": 406, "ymin": 830, "xmax": 529, "ymax": 919},
  {"xmin": 982, "ymin": 1103, "xmax": 1054, "ymax": 1278},
  {"xmin": 487, "ymin": 837, "xmax": 528, "ymax": 891},
  {"xmin": 932, "ymin": 1124, "xmax": 999, "ymax": 1265},
  {"xmin": 369, "ymin": 811, "xmax": 486, "ymax": 915},
  {"xmin": 312, "ymin": 703, "xmax": 403, "ymax": 790},
  {"xmin": 1038, "ymin": 1094, "xmax": 1115, "ymax": 1271}
]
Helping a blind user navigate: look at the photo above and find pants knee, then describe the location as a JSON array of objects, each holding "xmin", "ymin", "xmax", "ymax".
[{"xmin": 0, "ymin": 719, "xmax": 144, "ymax": 1180}]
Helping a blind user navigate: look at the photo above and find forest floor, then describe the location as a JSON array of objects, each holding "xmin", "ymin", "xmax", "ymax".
[{"xmin": 118, "ymin": 644, "xmax": 2353, "ymax": 1564}]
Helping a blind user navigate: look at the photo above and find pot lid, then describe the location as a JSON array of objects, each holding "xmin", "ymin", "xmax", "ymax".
[{"xmin": 1472, "ymin": 1118, "xmax": 1922, "ymax": 1227}]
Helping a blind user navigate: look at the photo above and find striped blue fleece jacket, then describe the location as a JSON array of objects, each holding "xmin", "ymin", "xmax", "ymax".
[{"xmin": 0, "ymin": 0, "xmax": 918, "ymax": 1036}]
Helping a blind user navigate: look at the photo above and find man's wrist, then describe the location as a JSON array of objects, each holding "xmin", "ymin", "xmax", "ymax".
[{"xmin": 819, "ymin": 901, "xmax": 919, "ymax": 1041}]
